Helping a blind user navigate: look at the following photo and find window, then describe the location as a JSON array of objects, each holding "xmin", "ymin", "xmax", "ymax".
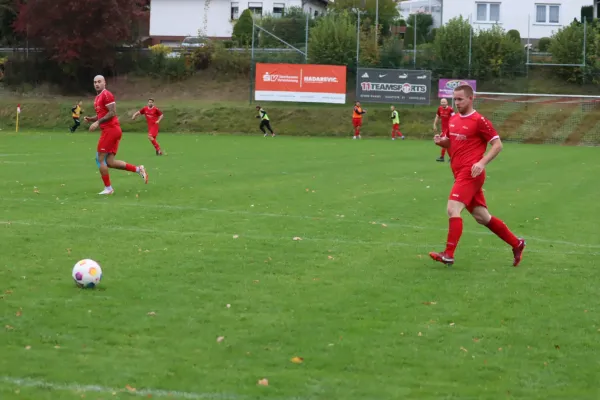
[
  {"xmin": 273, "ymin": 3, "xmax": 285, "ymax": 18},
  {"xmin": 249, "ymin": 2, "xmax": 263, "ymax": 17},
  {"xmin": 536, "ymin": 4, "xmax": 560, "ymax": 24},
  {"xmin": 231, "ymin": 2, "xmax": 239, "ymax": 20},
  {"xmin": 476, "ymin": 2, "xmax": 500, "ymax": 22},
  {"xmin": 314, "ymin": 10, "xmax": 319, "ymax": 17}
]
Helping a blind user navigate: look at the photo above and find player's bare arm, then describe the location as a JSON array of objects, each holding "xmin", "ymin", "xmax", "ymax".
[
  {"xmin": 90, "ymin": 103, "xmax": 116, "ymax": 131},
  {"xmin": 156, "ymin": 114, "xmax": 163, "ymax": 124},
  {"xmin": 433, "ymin": 115, "xmax": 439, "ymax": 131},
  {"xmin": 132, "ymin": 111, "xmax": 141, "ymax": 120},
  {"xmin": 84, "ymin": 116, "xmax": 98, "ymax": 123},
  {"xmin": 471, "ymin": 138, "xmax": 503, "ymax": 177}
]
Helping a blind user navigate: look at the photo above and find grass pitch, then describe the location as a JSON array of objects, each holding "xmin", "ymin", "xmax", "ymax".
[{"xmin": 1, "ymin": 132, "xmax": 599, "ymax": 400}]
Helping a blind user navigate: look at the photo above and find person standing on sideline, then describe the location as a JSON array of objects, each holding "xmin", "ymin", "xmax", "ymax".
[
  {"xmin": 433, "ymin": 98, "xmax": 454, "ymax": 162},
  {"xmin": 352, "ymin": 101, "xmax": 366, "ymax": 139},
  {"xmin": 70, "ymin": 101, "xmax": 83, "ymax": 133},
  {"xmin": 390, "ymin": 105, "xmax": 404, "ymax": 140}
]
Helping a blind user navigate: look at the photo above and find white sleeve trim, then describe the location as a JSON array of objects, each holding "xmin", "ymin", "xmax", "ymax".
[{"xmin": 489, "ymin": 135, "xmax": 500, "ymax": 143}]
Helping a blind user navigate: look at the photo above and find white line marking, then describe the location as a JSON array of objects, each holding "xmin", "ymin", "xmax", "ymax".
[
  {"xmin": 1, "ymin": 376, "xmax": 243, "ymax": 399},
  {"xmin": 1, "ymin": 219, "xmax": 597, "ymax": 256},
  {"xmin": 1, "ymin": 196, "xmax": 597, "ymax": 250}
]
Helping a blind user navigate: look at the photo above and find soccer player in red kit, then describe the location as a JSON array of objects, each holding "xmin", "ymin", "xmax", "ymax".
[
  {"xmin": 433, "ymin": 98, "xmax": 454, "ymax": 162},
  {"xmin": 430, "ymin": 85, "xmax": 525, "ymax": 266},
  {"xmin": 132, "ymin": 98, "xmax": 164, "ymax": 155},
  {"xmin": 85, "ymin": 75, "xmax": 148, "ymax": 195},
  {"xmin": 352, "ymin": 101, "xmax": 366, "ymax": 139}
]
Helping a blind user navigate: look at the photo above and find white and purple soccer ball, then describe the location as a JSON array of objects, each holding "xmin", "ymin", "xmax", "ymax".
[{"xmin": 72, "ymin": 259, "xmax": 102, "ymax": 288}]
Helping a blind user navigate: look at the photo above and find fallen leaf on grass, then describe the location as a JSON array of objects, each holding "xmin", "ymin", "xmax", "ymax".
[
  {"xmin": 25, "ymin": 346, "xmax": 31, "ymax": 350},
  {"xmin": 293, "ymin": 237, "xmax": 302, "ymax": 241},
  {"xmin": 54, "ymin": 345, "xmax": 61, "ymax": 349},
  {"xmin": 449, "ymin": 322, "xmax": 455, "ymax": 326},
  {"xmin": 473, "ymin": 338, "xmax": 480, "ymax": 343},
  {"xmin": 216, "ymin": 336, "xmax": 225, "ymax": 343},
  {"xmin": 147, "ymin": 311, "xmax": 156, "ymax": 316},
  {"xmin": 290, "ymin": 356, "xmax": 304, "ymax": 364},
  {"xmin": 5, "ymin": 325, "xmax": 14, "ymax": 330},
  {"xmin": 125, "ymin": 385, "xmax": 136, "ymax": 392},
  {"xmin": 554, "ymin": 344, "xmax": 560, "ymax": 350},
  {"xmin": 5, "ymin": 290, "xmax": 13, "ymax": 295},
  {"xmin": 66, "ymin": 248, "xmax": 72, "ymax": 254},
  {"xmin": 15, "ymin": 309, "xmax": 22, "ymax": 317},
  {"xmin": 33, "ymin": 187, "xmax": 40, "ymax": 194},
  {"xmin": 257, "ymin": 378, "xmax": 269, "ymax": 386},
  {"xmin": 418, "ymin": 332, "xmax": 423, "ymax": 336},
  {"xmin": 381, "ymin": 224, "xmax": 387, "ymax": 228},
  {"xmin": 226, "ymin": 304, "xmax": 231, "ymax": 308},
  {"xmin": 253, "ymin": 280, "xmax": 260, "ymax": 283},
  {"xmin": 422, "ymin": 301, "xmax": 437, "ymax": 306},
  {"xmin": 498, "ymin": 347, "xmax": 503, "ymax": 351},
  {"xmin": 232, "ymin": 234, "xmax": 239, "ymax": 239},
  {"xmin": 327, "ymin": 256, "xmax": 334, "ymax": 260},
  {"xmin": 460, "ymin": 347, "xmax": 468, "ymax": 353}
]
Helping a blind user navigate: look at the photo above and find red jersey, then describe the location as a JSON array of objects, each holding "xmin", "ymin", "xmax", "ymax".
[
  {"xmin": 437, "ymin": 106, "xmax": 454, "ymax": 131},
  {"xmin": 94, "ymin": 89, "xmax": 119, "ymax": 128},
  {"xmin": 139, "ymin": 106, "xmax": 163, "ymax": 126},
  {"xmin": 447, "ymin": 110, "xmax": 499, "ymax": 173}
]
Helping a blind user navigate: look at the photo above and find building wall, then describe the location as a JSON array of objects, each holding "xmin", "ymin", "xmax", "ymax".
[
  {"xmin": 150, "ymin": 0, "xmax": 327, "ymax": 41},
  {"xmin": 442, "ymin": 0, "xmax": 591, "ymax": 39}
]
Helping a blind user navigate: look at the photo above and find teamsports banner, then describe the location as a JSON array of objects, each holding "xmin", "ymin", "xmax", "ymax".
[
  {"xmin": 438, "ymin": 78, "xmax": 477, "ymax": 98},
  {"xmin": 356, "ymin": 68, "xmax": 431, "ymax": 105},
  {"xmin": 255, "ymin": 63, "xmax": 347, "ymax": 104}
]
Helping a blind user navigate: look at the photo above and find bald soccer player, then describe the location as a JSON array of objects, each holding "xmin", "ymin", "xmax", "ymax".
[{"xmin": 84, "ymin": 75, "xmax": 148, "ymax": 195}]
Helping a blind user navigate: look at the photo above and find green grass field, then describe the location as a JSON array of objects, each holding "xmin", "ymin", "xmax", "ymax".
[{"xmin": 1, "ymin": 132, "xmax": 599, "ymax": 400}]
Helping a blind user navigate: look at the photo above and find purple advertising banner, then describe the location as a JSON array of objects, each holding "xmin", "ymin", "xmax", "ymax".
[{"xmin": 438, "ymin": 79, "xmax": 477, "ymax": 98}]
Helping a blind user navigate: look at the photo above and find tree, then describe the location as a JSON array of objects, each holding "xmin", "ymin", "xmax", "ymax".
[
  {"xmin": 329, "ymin": 0, "xmax": 399, "ymax": 37},
  {"xmin": 308, "ymin": 11, "xmax": 357, "ymax": 66},
  {"xmin": 13, "ymin": 0, "xmax": 147, "ymax": 66},
  {"xmin": 471, "ymin": 25, "xmax": 525, "ymax": 78},
  {"xmin": 432, "ymin": 16, "xmax": 471, "ymax": 77},
  {"xmin": 232, "ymin": 9, "xmax": 254, "ymax": 46},
  {"xmin": 548, "ymin": 20, "xmax": 599, "ymax": 83},
  {"xmin": 407, "ymin": 13, "xmax": 433, "ymax": 44},
  {"xmin": 0, "ymin": 0, "xmax": 18, "ymax": 46},
  {"xmin": 259, "ymin": 7, "xmax": 312, "ymax": 48}
]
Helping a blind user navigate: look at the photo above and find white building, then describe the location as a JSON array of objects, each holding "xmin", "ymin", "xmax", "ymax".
[
  {"xmin": 441, "ymin": 0, "xmax": 593, "ymax": 39},
  {"xmin": 150, "ymin": 0, "xmax": 328, "ymax": 44},
  {"xmin": 399, "ymin": 0, "xmax": 443, "ymax": 28}
]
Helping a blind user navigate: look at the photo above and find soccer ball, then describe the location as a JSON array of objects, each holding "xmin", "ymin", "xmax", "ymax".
[{"xmin": 72, "ymin": 259, "xmax": 102, "ymax": 288}]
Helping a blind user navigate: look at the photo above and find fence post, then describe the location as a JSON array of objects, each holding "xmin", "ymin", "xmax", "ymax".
[
  {"xmin": 468, "ymin": 14, "xmax": 472, "ymax": 77},
  {"xmin": 413, "ymin": 13, "xmax": 417, "ymax": 69},
  {"xmin": 305, "ymin": 12, "xmax": 309, "ymax": 63},
  {"xmin": 356, "ymin": 11, "xmax": 361, "ymax": 68},
  {"xmin": 249, "ymin": 18, "xmax": 255, "ymax": 105}
]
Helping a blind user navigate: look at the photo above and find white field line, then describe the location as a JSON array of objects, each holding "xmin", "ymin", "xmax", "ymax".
[
  {"xmin": 0, "ymin": 376, "xmax": 245, "ymax": 400},
  {"xmin": 1, "ymin": 196, "xmax": 598, "ymax": 250},
  {"xmin": 1, "ymin": 219, "xmax": 597, "ymax": 257}
]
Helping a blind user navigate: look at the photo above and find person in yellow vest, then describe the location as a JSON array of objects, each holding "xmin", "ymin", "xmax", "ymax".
[
  {"xmin": 70, "ymin": 101, "xmax": 83, "ymax": 133},
  {"xmin": 390, "ymin": 105, "xmax": 404, "ymax": 140},
  {"xmin": 256, "ymin": 105, "xmax": 275, "ymax": 137},
  {"xmin": 352, "ymin": 101, "xmax": 366, "ymax": 139}
]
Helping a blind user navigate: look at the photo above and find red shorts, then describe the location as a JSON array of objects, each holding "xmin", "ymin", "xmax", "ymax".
[
  {"xmin": 449, "ymin": 170, "xmax": 487, "ymax": 213},
  {"xmin": 97, "ymin": 125, "xmax": 123, "ymax": 154},
  {"xmin": 148, "ymin": 124, "xmax": 159, "ymax": 137},
  {"xmin": 393, "ymin": 123, "xmax": 399, "ymax": 130},
  {"xmin": 352, "ymin": 118, "xmax": 362, "ymax": 128}
]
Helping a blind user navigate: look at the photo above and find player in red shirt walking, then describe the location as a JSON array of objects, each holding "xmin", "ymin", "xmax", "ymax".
[
  {"xmin": 430, "ymin": 85, "xmax": 525, "ymax": 266},
  {"xmin": 85, "ymin": 75, "xmax": 148, "ymax": 195},
  {"xmin": 352, "ymin": 101, "xmax": 366, "ymax": 139},
  {"xmin": 433, "ymin": 98, "xmax": 454, "ymax": 162},
  {"xmin": 132, "ymin": 98, "xmax": 164, "ymax": 155}
]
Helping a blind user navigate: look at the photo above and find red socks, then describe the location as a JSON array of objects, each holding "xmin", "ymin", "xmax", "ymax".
[
  {"xmin": 354, "ymin": 128, "xmax": 360, "ymax": 136},
  {"xmin": 150, "ymin": 137, "xmax": 161, "ymax": 151},
  {"xmin": 441, "ymin": 148, "xmax": 446, "ymax": 157},
  {"xmin": 445, "ymin": 217, "xmax": 463, "ymax": 257},
  {"xmin": 125, "ymin": 164, "xmax": 137, "ymax": 173},
  {"xmin": 486, "ymin": 216, "xmax": 520, "ymax": 248},
  {"xmin": 101, "ymin": 174, "xmax": 111, "ymax": 187}
]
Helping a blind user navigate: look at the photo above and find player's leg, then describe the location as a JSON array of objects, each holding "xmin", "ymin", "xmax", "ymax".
[
  {"xmin": 353, "ymin": 119, "xmax": 361, "ymax": 138},
  {"xmin": 430, "ymin": 178, "xmax": 479, "ymax": 265},
  {"xmin": 470, "ymin": 202, "xmax": 526, "ymax": 267},
  {"xmin": 396, "ymin": 124, "xmax": 404, "ymax": 139},
  {"xmin": 391, "ymin": 125, "xmax": 396, "ymax": 139},
  {"xmin": 106, "ymin": 154, "xmax": 148, "ymax": 184},
  {"xmin": 71, "ymin": 118, "xmax": 80, "ymax": 133},
  {"xmin": 148, "ymin": 126, "xmax": 162, "ymax": 155},
  {"xmin": 259, "ymin": 120, "xmax": 267, "ymax": 136},
  {"xmin": 265, "ymin": 121, "xmax": 275, "ymax": 136},
  {"xmin": 96, "ymin": 151, "xmax": 113, "ymax": 195},
  {"xmin": 437, "ymin": 131, "xmax": 447, "ymax": 161}
]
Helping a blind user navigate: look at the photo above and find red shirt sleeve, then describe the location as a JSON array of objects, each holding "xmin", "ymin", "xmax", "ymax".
[
  {"xmin": 156, "ymin": 108, "xmax": 163, "ymax": 116},
  {"xmin": 436, "ymin": 107, "xmax": 441, "ymax": 117},
  {"xmin": 477, "ymin": 115, "xmax": 500, "ymax": 143},
  {"xmin": 103, "ymin": 91, "xmax": 115, "ymax": 107},
  {"xmin": 449, "ymin": 107, "xmax": 455, "ymax": 115},
  {"xmin": 139, "ymin": 107, "xmax": 146, "ymax": 115}
]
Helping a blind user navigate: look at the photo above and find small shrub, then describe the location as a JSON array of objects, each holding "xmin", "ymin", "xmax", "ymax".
[
  {"xmin": 538, "ymin": 37, "xmax": 551, "ymax": 52},
  {"xmin": 192, "ymin": 43, "xmax": 215, "ymax": 70},
  {"xmin": 507, "ymin": 29, "xmax": 521, "ymax": 43}
]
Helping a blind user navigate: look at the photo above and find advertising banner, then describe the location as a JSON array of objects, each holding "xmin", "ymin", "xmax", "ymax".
[
  {"xmin": 438, "ymin": 78, "xmax": 477, "ymax": 98},
  {"xmin": 356, "ymin": 68, "xmax": 431, "ymax": 105},
  {"xmin": 255, "ymin": 63, "xmax": 347, "ymax": 104}
]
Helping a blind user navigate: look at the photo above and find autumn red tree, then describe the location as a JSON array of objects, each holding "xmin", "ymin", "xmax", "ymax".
[{"xmin": 14, "ymin": 0, "xmax": 147, "ymax": 67}]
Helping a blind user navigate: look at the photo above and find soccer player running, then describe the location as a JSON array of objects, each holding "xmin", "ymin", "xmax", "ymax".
[
  {"xmin": 70, "ymin": 101, "xmax": 83, "ymax": 133},
  {"xmin": 430, "ymin": 85, "xmax": 525, "ymax": 267},
  {"xmin": 256, "ymin": 105, "xmax": 275, "ymax": 137},
  {"xmin": 352, "ymin": 101, "xmax": 366, "ymax": 139},
  {"xmin": 390, "ymin": 105, "xmax": 404, "ymax": 140},
  {"xmin": 433, "ymin": 98, "xmax": 454, "ymax": 162},
  {"xmin": 132, "ymin": 98, "xmax": 164, "ymax": 155},
  {"xmin": 84, "ymin": 75, "xmax": 148, "ymax": 195}
]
